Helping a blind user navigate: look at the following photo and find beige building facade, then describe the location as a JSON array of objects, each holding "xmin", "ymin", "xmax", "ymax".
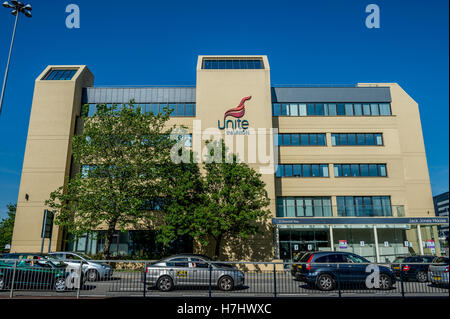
[{"xmin": 10, "ymin": 56, "xmax": 448, "ymax": 262}]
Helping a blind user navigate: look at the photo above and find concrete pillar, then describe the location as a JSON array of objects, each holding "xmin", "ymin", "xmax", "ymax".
[
  {"xmin": 417, "ymin": 225, "xmax": 424, "ymax": 255},
  {"xmin": 329, "ymin": 225, "xmax": 334, "ymax": 251},
  {"xmin": 373, "ymin": 225, "xmax": 380, "ymax": 263}
]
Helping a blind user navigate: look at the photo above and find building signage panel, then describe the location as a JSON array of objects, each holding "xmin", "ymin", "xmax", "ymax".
[
  {"xmin": 272, "ymin": 217, "xmax": 449, "ymax": 225},
  {"xmin": 339, "ymin": 240, "xmax": 348, "ymax": 249}
]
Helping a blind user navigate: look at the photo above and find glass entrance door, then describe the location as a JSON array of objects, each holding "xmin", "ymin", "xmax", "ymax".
[{"xmin": 278, "ymin": 228, "xmax": 331, "ymax": 261}]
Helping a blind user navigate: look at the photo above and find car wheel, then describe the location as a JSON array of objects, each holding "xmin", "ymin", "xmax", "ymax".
[
  {"xmin": 379, "ymin": 274, "xmax": 392, "ymax": 290},
  {"xmin": 54, "ymin": 277, "xmax": 66, "ymax": 292},
  {"xmin": 157, "ymin": 276, "xmax": 174, "ymax": 292},
  {"xmin": 416, "ymin": 271, "xmax": 428, "ymax": 283},
  {"xmin": 87, "ymin": 269, "xmax": 99, "ymax": 282},
  {"xmin": 218, "ymin": 276, "xmax": 234, "ymax": 291},
  {"xmin": 317, "ymin": 274, "xmax": 335, "ymax": 291}
]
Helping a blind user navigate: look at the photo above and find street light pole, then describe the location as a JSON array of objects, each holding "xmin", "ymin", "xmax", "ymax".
[{"xmin": 0, "ymin": 1, "xmax": 32, "ymax": 116}]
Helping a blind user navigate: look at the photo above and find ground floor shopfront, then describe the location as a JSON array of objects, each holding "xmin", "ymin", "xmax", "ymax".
[{"xmin": 273, "ymin": 217, "xmax": 449, "ymax": 263}]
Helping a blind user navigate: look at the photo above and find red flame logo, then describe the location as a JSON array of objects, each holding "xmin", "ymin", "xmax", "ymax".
[{"xmin": 224, "ymin": 96, "xmax": 251, "ymax": 121}]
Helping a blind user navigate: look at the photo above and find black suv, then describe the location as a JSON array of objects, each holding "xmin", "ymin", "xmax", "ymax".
[
  {"xmin": 295, "ymin": 251, "xmax": 396, "ymax": 291},
  {"xmin": 391, "ymin": 255, "xmax": 435, "ymax": 282}
]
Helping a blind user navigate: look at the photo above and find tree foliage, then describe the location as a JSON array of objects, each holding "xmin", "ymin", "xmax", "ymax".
[
  {"xmin": 46, "ymin": 102, "xmax": 177, "ymax": 258},
  {"xmin": 0, "ymin": 203, "xmax": 16, "ymax": 250}
]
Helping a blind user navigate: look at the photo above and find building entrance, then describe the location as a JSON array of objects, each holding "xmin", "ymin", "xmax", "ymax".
[{"xmin": 279, "ymin": 228, "xmax": 330, "ymax": 261}]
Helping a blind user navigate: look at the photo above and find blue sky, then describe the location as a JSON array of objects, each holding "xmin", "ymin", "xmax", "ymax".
[{"xmin": 0, "ymin": 0, "xmax": 448, "ymax": 218}]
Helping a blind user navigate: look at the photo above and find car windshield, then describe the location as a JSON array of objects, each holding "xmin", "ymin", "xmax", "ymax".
[
  {"xmin": 43, "ymin": 255, "xmax": 66, "ymax": 267},
  {"xmin": 76, "ymin": 253, "xmax": 92, "ymax": 260},
  {"xmin": 393, "ymin": 257, "xmax": 406, "ymax": 263}
]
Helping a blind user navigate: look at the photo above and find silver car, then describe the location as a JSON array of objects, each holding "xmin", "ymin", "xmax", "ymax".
[
  {"xmin": 142, "ymin": 254, "xmax": 245, "ymax": 292},
  {"xmin": 428, "ymin": 256, "xmax": 449, "ymax": 286},
  {"xmin": 49, "ymin": 252, "xmax": 113, "ymax": 282}
]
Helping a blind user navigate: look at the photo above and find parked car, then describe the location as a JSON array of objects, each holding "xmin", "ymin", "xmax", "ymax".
[
  {"xmin": 142, "ymin": 254, "xmax": 245, "ymax": 292},
  {"xmin": 295, "ymin": 251, "xmax": 396, "ymax": 291},
  {"xmin": 48, "ymin": 252, "xmax": 113, "ymax": 282},
  {"xmin": 291, "ymin": 253, "xmax": 306, "ymax": 277},
  {"xmin": 0, "ymin": 253, "xmax": 68, "ymax": 292},
  {"xmin": 428, "ymin": 256, "xmax": 449, "ymax": 286},
  {"xmin": 391, "ymin": 255, "xmax": 435, "ymax": 282}
]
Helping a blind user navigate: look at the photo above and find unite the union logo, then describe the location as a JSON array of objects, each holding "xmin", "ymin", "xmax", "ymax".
[{"xmin": 218, "ymin": 96, "xmax": 251, "ymax": 130}]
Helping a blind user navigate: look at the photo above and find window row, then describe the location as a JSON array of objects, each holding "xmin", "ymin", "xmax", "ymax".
[
  {"xmin": 202, "ymin": 59, "xmax": 263, "ymax": 69},
  {"xmin": 276, "ymin": 196, "xmax": 393, "ymax": 217},
  {"xmin": 85, "ymin": 103, "xmax": 196, "ymax": 117},
  {"xmin": 334, "ymin": 164, "xmax": 387, "ymax": 177},
  {"xmin": 276, "ymin": 164, "xmax": 329, "ymax": 178},
  {"xmin": 276, "ymin": 133, "xmax": 326, "ymax": 146},
  {"xmin": 331, "ymin": 133, "xmax": 383, "ymax": 146},
  {"xmin": 276, "ymin": 197, "xmax": 332, "ymax": 217},
  {"xmin": 42, "ymin": 69, "xmax": 77, "ymax": 81},
  {"xmin": 337, "ymin": 196, "xmax": 392, "ymax": 217},
  {"xmin": 272, "ymin": 103, "xmax": 391, "ymax": 117}
]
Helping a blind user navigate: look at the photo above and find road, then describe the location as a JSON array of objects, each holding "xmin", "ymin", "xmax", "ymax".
[{"xmin": 1, "ymin": 271, "xmax": 448, "ymax": 298}]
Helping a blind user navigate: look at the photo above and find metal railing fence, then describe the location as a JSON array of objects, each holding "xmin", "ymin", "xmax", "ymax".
[{"xmin": 0, "ymin": 259, "xmax": 448, "ymax": 298}]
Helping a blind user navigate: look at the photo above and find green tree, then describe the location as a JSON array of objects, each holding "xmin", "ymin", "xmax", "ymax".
[
  {"xmin": 195, "ymin": 140, "xmax": 271, "ymax": 259},
  {"xmin": 46, "ymin": 102, "xmax": 177, "ymax": 258},
  {"xmin": 0, "ymin": 204, "xmax": 16, "ymax": 250}
]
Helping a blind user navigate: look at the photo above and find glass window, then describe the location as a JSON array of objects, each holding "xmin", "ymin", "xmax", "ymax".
[
  {"xmin": 354, "ymin": 104, "xmax": 363, "ymax": 116},
  {"xmin": 299, "ymin": 104, "xmax": 307, "ymax": 116},
  {"xmin": 276, "ymin": 134, "xmax": 282, "ymax": 146},
  {"xmin": 291, "ymin": 134, "xmax": 300, "ymax": 146},
  {"xmin": 293, "ymin": 164, "xmax": 302, "ymax": 177},
  {"xmin": 300, "ymin": 134, "xmax": 309, "ymax": 145},
  {"xmin": 310, "ymin": 134, "xmax": 318, "ymax": 145},
  {"xmin": 379, "ymin": 104, "xmax": 391, "ymax": 115},
  {"xmin": 342, "ymin": 164, "xmax": 351, "ymax": 177},
  {"xmin": 357, "ymin": 134, "xmax": 365, "ymax": 145},
  {"xmin": 232, "ymin": 60, "xmax": 240, "ymax": 69},
  {"xmin": 318, "ymin": 134, "xmax": 326, "ymax": 146},
  {"xmin": 331, "ymin": 134, "xmax": 337, "ymax": 146},
  {"xmin": 345, "ymin": 104, "xmax": 354, "ymax": 116},
  {"xmin": 369, "ymin": 164, "xmax": 378, "ymax": 176},
  {"xmin": 360, "ymin": 164, "xmax": 369, "ymax": 176},
  {"xmin": 289, "ymin": 104, "xmax": 298, "ymax": 116},
  {"xmin": 225, "ymin": 60, "xmax": 232, "ymax": 69},
  {"xmin": 285, "ymin": 165, "xmax": 293, "ymax": 177},
  {"xmin": 339, "ymin": 134, "xmax": 347, "ymax": 145},
  {"xmin": 283, "ymin": 134, "xmax": 291, "ymax": 146},
  {"xmin": 379, "ymin": 164, "xmax": 387, "ymax": 176},
  {"xmin": 176, "ymin": 104, "xmax": 184, "ymax": 116},
  {"xmin": 328, "ymin": 104, "xmax": 337, "ymax": 116},
  {"xmin": 375, "ymin": 134, "xmax": 383, "ymax": 145},
  {"xmin": 311, "ymin": 164, "xmax": 320, "ymax": 177},
  {"xmin": 351, "ymin": 164, "xmax": 360, "ymax": 176},
  {"xmin": 303, "ymin": 164, "xmax": 311, "ymax": 177},
  {"xmin": 307, "ymin": 104, "xmax": 315, "ymax": 115},
  {"xmin": 365, "ymin": 134, "xmax": 374, "ymax": 145},
  {"xmin": 43, "ymin": 69, "xmax": 77, "ymax": 80},
  {"xmin": 346, "ymin": 197, "xmax": 356, "ymax": 216},
  {"xmin": 337, "ymin": 104, "xmax": 345, "ymax": 116},
  {"xmin": 363, "ymin": 104, "xmax": 371, "ymax": 115},
  {"xmin": 150, "ymin": 104, "xmax": 159, "ymax": 114},
  {"xmin": 304, "ymin": 198, "xmax": 313, "ymax": 216},
  {"xmin": 273, "ymin": 103, "xmax": 281, "ymax": 116},
  {"xmin": 348, "ymin": 134, "xmax": 356, "ymax": 145},
  {"xmin": 286, "ymin": 197, "xmax": 295, "ymax": 217},
  {"xmin": 334, "ymin": 164, "xmax": 341, "ymax": 177},
  {"xmin": 218, "ymin": 60, "xmax": 226, "ymax": 69},
  {"xmin": 321, "ymin": 164, "xmax": 329, "ymax": 177},
  {"xmin": 211, "ymin": 60, "xmax": 218, "ymax": 69},
  {"xmin": 315, "ymin": 104, "xmax": 324, "ymax": 116},
  {"xmin": 314, "ymin": 198, "xmax": 323, "ymax": 217},
  {"xmin": 370, "ymin": 104, "xmax": 380, "ymax": 116},
  {"xmin": 296, "ymin": 198, "xmax": 304, "ymax": 217},
  {"xmin": 239, "ymin": 60, "xmax": 248, "ymax": 69},
  {"xmin": 281, "ymin": 104, "xmax": 288, "ymax": 116},
  {"xmin": 167, "ymin": 257, "xmax": 189, "ymax": 267},
  {"xmin": 276, "ymin": 165, "xmax": 283, "ymax": 177}
]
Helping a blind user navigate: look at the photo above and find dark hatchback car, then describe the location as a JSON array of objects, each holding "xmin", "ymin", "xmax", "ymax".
[
  {"xmin": 0, "ymin": 253, "xmax": 69, "ymax": 292},
  {"xmin": 391, "ymin": 255, "xmax": 435, "ymax": 282},
  {"xmin": 295, "ymin": 251, "xmax": 396, "ymax": 291}
]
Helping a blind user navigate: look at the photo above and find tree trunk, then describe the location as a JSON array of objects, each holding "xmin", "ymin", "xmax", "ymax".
[
  {"xmin": 103, "ymin": 224, "xmax": 116, "ymax": 259},
  {"xmin": 214, "ymin": 234, "xmax": 223, "ymax": 260}
]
